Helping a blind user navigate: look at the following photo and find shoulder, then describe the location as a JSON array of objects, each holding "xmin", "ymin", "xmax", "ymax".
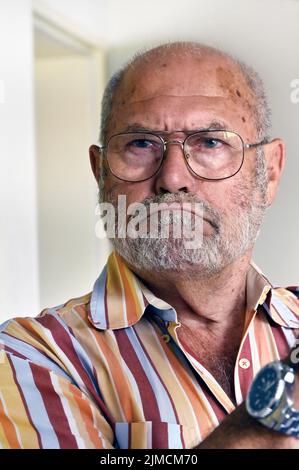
[
  {"xmin": 267, "ymin": 285, "xmax": 299, "ymax": 333},
  {"xmin": 0, "ymin": 293, "xmax": 92, "ymax": 364}
]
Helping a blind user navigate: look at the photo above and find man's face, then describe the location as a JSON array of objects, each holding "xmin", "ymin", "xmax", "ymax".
[{"xmin": 97, "ymin": 52, "xmax": 269, "ymax": 275}]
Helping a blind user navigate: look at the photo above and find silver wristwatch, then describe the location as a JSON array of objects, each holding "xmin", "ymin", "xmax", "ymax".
[{"xmin": 246, "ymin": 360, "xmax": 299, "ymax": 437}]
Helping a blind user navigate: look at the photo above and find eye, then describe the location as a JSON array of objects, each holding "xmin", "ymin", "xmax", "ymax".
[
  {"xmin": 201, "ymin": 138, "xmax": 224, "ymax": 149},
  {"xmin": 128, "ymin": 139, "xmax": 156, "ymax": 149}
]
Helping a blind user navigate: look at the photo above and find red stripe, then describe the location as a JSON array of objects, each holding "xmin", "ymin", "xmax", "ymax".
[
  {"xmin": 30, "ymin": 362, "xmax": 78, "ymax": 448},
  {"xmin": 3, "ymin": 343, "xmax": 27, "ymax": 360},
  {"xmin": 152, "ymin": 422, "xmax": 169, "ymax": 449},
  {"xmin": 203, "ymin": 384, "xmax": 228, "ymax": 422},
  {"xmin": 128, "ymin": 422, "xmax": 131, "ymax": 449},
  {"xmin": 179, "ymin": 423, "xmax": 186, "ymax": 449},
  {"xmin": 237, "ymin": 333, "xmax": 254, "ymax": 398},
  {"xmin": 2, "ymin": 332, "xmax": 47, "ymax": 360},
  {"xmin": 35, "ymin": 315, "xmax": 97, "ymax": 397},
  {"xmin": 35, "ymin": 314, "xmax": 114, "ymax": 424},
  {"xmin": 141, "ymin": 293, "xmax": 149, "ymax": 308},
  {"xmin": 115, "ymin": 329, "xmax": 162, "ymax": 422}
]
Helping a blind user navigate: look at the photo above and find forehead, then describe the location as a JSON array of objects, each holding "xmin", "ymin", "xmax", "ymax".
[
  {"xmin": 117, "ymin": 52, "xmax": 253, "ymax": 103},
  {"xmin": 109, "ymin": 52, "xmax": 257, "ymax": 135}
]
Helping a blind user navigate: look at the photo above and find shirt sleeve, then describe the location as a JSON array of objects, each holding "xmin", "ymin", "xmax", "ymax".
[{"xmin": 0, "ymin": 350, "xmax": 115, "ymax": 449}]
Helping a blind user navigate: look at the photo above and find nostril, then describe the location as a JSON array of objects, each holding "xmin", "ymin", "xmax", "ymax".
[
  {"xmin": 159, "ymin": 187, "xmax": 188, "ymax": 194},
  {"xmin": 159, "ymin": 188, "xmax": 170, "ymax": 195}
]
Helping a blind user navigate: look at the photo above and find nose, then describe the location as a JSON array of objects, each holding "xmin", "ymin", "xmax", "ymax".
[{"xmin": 154, "ymin": 140, "xmax": 197, "ymax": 194}]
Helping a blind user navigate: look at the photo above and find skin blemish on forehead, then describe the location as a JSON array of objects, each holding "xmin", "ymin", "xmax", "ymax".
[
  {"xmin": 216, "ymin": 65, "xmax": 256, "ymax": 121},
  {"xmin": 216, "ymin": 66, "xmax": 238, "ymax": 99}
]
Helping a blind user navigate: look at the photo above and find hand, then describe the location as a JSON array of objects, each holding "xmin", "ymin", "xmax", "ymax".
[{"xmin": 197, "ymin": 402, "xmax": 299, "ymax": 449}]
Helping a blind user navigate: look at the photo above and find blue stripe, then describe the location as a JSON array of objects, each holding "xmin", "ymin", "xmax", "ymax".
[
  {"xmin": 90, "ymin": 266, "xmax": 108, "ymax": 329},
  {"xmin": 0, "ymin": 320, "xmax": 10, "ymax": 332},
  {"xmin": 271, "ymin": 292, "xmax": 299, "ymax": 326},
  {"xmin": 10, "ymin": 354, "xmax": 60, "ymax": 449},
  {"xmin": 125, "ymin": 328, "xmax": 177, "ymax": 423},
  {"xmin": 115, "ymin": 422, "xmax": 129, "ymax": 449},
  {"xmin": 167, "ymin": 423, "xmax": 184, "ymax": 449},
  {"xmin": 45, "ymin": 311, "xmax": 103, "ymax": 398},
  {"xmin": 0, "ymin": 332, "xmax": 73, "ymax": 382}
]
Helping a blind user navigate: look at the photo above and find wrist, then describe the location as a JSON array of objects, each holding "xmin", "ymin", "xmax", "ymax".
[
  {"xmin": 246, "ymin": 360, "xmax": 299, "ymax": 439},
  {"xmin": 199, "ymin": 402, "xmax": 298, "ymax": 449}
]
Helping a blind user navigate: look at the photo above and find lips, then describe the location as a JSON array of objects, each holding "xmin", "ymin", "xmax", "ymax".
[{"xmin": 145, "ymin": 202, "xmax": 217, "ymax": 228}]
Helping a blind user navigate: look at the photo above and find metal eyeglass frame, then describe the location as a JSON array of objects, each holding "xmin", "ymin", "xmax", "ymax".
[{"xmin": 98, "ymin": 129, "xmax": 269, "ymax": 183}]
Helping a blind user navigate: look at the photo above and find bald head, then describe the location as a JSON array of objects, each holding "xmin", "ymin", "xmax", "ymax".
[{"xmin": 100, "ymin": 41, "xmax": 271, "ymax": 144}]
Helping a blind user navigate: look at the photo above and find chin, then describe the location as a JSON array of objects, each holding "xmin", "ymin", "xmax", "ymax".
[{"xmin": 113, "ymin": 237, "xmax": 227, "ymax": 277}]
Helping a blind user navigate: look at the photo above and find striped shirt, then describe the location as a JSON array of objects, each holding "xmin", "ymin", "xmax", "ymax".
[{"xmin": 0, "ymin": 251, "xmax": 299, "ymax": 449}]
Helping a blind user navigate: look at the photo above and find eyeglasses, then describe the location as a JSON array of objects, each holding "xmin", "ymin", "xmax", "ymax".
[{"xmin": 99, "ymin": 130, "xmax": 268, "ymax": 182}]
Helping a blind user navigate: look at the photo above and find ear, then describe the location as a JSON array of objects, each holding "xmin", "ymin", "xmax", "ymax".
[
  {"xmin": 264, "ymin": 138, "xmax": 285, "ymax": 206},
  {"xmin": 89, "ymin": 145, "xmax": 102, "ymax": 182}
]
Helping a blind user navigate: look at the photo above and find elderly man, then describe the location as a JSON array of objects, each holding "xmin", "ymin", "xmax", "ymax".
[{"xmin": 1, "ymin": 41, "xmax": 299, "ymax": 449}]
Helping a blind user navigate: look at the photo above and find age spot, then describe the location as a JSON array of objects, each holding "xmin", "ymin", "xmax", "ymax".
[
  {"xmin": 242, "ymin": 116, "xmax": 246, "ymax": 122},
  {"xmin": 236, "ymin": 89, "xmax": 241, "ymax": 97}
]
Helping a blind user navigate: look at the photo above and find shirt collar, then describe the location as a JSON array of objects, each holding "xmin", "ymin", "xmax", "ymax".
[
  {"xmin": 246, "ymin": 261, "xmax": 272, "ymax": 312},
  {"xmin": 89, "ymin": 251, "xmax": 299, "ymax": 330}
]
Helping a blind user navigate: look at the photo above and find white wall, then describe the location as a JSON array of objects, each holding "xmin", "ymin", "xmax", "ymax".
[
  {"xmin": 0, "ymin": 0, "xmax": 39, "ymax": 320},
  {"xmin": 33, "ymin": 0, "xmax": 107, "ymax": 46}
]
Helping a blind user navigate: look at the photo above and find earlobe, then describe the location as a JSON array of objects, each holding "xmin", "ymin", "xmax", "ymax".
[
  {"xmin": 265, "ymin": 138, "xmax": 285, "ymax": 206},
  {"xmin": 89, "ymin": 145, "xmax": 101, "ymax": 182}
]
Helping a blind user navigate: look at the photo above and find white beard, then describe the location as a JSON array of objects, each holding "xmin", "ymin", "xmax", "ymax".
[{"xmin": 110, "ymin": 188, "xmax": 266, "ymax": 277}]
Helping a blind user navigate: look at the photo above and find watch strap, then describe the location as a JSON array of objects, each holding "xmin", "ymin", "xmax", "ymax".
[{"xmin": 275, "ymin": 407, "xmax": 299, "ymax": 437}]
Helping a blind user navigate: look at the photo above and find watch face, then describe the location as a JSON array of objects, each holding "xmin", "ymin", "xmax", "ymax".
[{"xmin": 247, "ymin": 363, "xmax": 282, "ymax": 418}]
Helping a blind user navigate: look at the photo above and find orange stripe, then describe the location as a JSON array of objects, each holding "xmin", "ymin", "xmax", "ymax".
[
  {"xmin": 157, "ymin": 328, "xmax": 215, "ymax": 437},
  {"xmin": 116, "ymin": 255, "xmax": 141, "ymax": 325},
  {"xmin": 94, "ymin": 333, "xmax": 137, "ymax": 422},
  {"xmin": 254, "ymin": 314, "xmax": 279, "ymax": 367},
  {"xmin": 0, "ymin": 397, "xmax": 21, "ymax": 448},
  {"xmin": 67, "ymin": 383, "xmax": 105, "ymax": 449}
]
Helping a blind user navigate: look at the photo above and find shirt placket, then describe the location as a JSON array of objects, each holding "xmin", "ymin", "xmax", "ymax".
[{"xmin": 164, "ymin": 320, "xmax": 236, "ymax": 414}]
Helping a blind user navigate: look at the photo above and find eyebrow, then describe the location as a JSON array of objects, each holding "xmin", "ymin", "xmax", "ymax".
[{"xmin": 119, "ymin": 120, "xmax": 232, "ymax": 134}]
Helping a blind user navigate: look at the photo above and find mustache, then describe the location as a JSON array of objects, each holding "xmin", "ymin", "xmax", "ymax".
[{"xmin": 126, "ymin": 191, "xmax": 221, "ymax": 231}]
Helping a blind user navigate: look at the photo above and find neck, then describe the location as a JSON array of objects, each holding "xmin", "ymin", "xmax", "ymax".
[{"xmin": 123, "ymin": 251, "xmax": 252, "ymax": 333}]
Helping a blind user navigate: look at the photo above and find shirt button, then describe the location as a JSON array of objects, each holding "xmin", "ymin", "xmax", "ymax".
[
  {"xmin": 239, "ymin": 358, "xmax": 251, "ymax": 369},
  {"xmin": 162, "ymin": 334, "xmax": 171, "ymax": 343}
]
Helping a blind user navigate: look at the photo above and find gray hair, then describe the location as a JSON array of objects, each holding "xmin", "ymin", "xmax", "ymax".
[{"xmin": 99, "ymin": 41, "xmax": 271, "ymax": 145}]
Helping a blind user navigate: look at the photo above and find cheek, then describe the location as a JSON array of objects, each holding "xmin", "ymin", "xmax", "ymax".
[
  {"xmin": 104, "ymin": 178, "xmax": 153, "ymax": 206},
  {"xmin": 203, "ymin": 176, "xmax": 253, "ymax": 216}
]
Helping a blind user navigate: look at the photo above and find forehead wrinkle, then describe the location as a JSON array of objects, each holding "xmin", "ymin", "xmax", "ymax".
[
  {"xmin": 118, "ymin": 120, "xmax": 232, "ymax": 134},
  {"xmin": 114, "ymin": 93, "xmax": 229, "ymax": 106}
]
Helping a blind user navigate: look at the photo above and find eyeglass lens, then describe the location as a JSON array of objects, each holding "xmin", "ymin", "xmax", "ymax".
[{"xmin": 106, "ymin": 131, "xmax": 244, "ymax": 181}]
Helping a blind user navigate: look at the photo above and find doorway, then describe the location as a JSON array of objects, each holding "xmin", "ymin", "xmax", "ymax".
[{"xmin": 34, "ymin": 14, "xmax": 110, "ymax": 309}]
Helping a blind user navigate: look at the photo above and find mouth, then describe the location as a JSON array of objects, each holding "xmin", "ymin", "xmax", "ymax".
[{"xmin": 135, "ymin": 202, "xmax": 218, "ymax": 230}]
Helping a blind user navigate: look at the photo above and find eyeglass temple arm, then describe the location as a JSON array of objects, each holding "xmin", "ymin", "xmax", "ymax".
[{"xmin": 245, "ymin": 139, "xmax": 269, "ymax": 149}]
